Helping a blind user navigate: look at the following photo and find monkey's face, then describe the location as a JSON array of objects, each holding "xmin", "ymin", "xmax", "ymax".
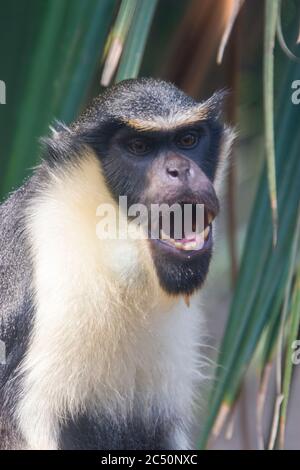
[{"xmin": 80, "ymin": 79, "xmax": 228, "ymax": 296}]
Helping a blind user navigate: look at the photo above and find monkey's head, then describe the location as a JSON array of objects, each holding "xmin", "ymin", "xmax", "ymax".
[{"xmin": 72, "ymin": 78, "xmax": 233, "ymax": 296}]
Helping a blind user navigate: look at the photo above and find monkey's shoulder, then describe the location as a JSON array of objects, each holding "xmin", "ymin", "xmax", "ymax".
[{"xmin": 0, "ymin": 181, "xmax": 34, "ymax": 336}]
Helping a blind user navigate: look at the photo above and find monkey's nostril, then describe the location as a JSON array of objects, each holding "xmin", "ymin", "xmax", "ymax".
[{"xmin": 167, "ymin": 168, "xmax": 179, "ymax": 178}]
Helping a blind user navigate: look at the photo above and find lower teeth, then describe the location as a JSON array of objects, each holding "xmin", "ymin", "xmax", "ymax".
[{"xmin": 159, "ymin": 226, "xmax": 210, "ymax": 250}]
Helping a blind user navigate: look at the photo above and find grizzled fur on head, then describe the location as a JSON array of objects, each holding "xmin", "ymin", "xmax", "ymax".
[{"xmin": 71, "ymin": 78, "xmax": 226, "ymax": 133}]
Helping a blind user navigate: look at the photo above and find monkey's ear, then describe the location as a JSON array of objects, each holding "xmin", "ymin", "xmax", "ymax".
[
  {"xmin": 40, "ymin": 121, "xmax": 84, "ymax": 167},
  {"xmin": 199, "ymin": 89, "xmax": 229, "ymax": 120}
]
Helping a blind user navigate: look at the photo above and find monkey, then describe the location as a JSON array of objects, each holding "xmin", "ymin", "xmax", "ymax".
[{"xmin": 0, "ymin": 78, "xmax": 234, "ymax": 450}]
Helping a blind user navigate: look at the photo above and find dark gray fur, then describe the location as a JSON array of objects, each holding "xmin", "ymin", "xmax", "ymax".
[
  {"xmin": 59, "ymin": 410, "xmax": 181, "ymax": 450},
  {"xmin": 0, "ymin": 181, "xmax": 35, "ymax": 449}
]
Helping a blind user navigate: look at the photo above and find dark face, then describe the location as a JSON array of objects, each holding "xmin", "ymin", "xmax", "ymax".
[
  {"xmin": 78, "ymin": 79, "xmax": 224, "ymax": 296},
  {"xmin": 85, "ymin": 118, "xmax": 222, "ymax": 296}
]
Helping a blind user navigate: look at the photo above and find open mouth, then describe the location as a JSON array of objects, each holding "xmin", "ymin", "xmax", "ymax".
[{"xmin": 151, "ymin": 202, "xmax": 215, "ymax": 256}]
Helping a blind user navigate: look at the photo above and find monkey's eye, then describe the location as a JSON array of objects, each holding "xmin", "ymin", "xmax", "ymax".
[
  {"xmin": 127, "ymin": 138, "xmax": 151, "ymax": 155},
  {"xmin": 175, "ymin": 131, "xmax": 199, "ymax": 149}
]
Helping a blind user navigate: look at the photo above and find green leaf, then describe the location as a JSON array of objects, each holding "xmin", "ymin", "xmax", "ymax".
[
  {"xmin": 198, "ymin": 57, "xmax": 300, "ymax": 449},
  {"xmin": 264, "ymin": 0, "xmax": 280, "ymax": 246},
  {"xmin": 101, "ymin": 0, "xmax": 138, "ymax": 86},
  {"xmin": 115, "ymin": 0, "xmax": 158, "ymax": 81},
  {"xmin": 0, "ymin": 0, "xmax": 116, "ymax": 199}
]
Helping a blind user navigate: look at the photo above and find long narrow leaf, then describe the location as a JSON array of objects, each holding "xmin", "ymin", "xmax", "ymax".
[
  {"xmin": 101, "ymin": 0, "xmax": 138, "ymax": 86},
  {"xmin": 199, "ymin": 56, "xmax": 300, "ymax": 449},
  {"xmin": 115, "ymin": 0, "xmax": 158, "ymax": 81},
  {"xmin": 0, "ymin": 0, "xmax": 116, "ymax": 199},
  {"xmin": 279, "ymin": 266, "xmax": 300, "ymax": 448},
  {"xmin": 264, "ymin": 0, "xmax": 280, "ymax": 246}
]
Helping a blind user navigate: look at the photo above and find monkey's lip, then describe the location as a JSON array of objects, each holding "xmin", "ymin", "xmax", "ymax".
[
  {"xmin": 148, "ymin": 200, "xmax": 215, "ymax": 257},
  {"xmin": 151, "ymin": 224, "xmax": 212, "ymax": 257}
]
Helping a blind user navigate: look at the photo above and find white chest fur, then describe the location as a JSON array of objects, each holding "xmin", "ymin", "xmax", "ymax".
[{"xmin": 16, "ymin": 153, "xmax": 204, "ymax": 449}]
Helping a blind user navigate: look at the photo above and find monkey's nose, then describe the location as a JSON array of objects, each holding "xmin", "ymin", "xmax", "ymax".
[{"xmin": 165, "ymin": 156, "xmax": 194, "ymax": 184}]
